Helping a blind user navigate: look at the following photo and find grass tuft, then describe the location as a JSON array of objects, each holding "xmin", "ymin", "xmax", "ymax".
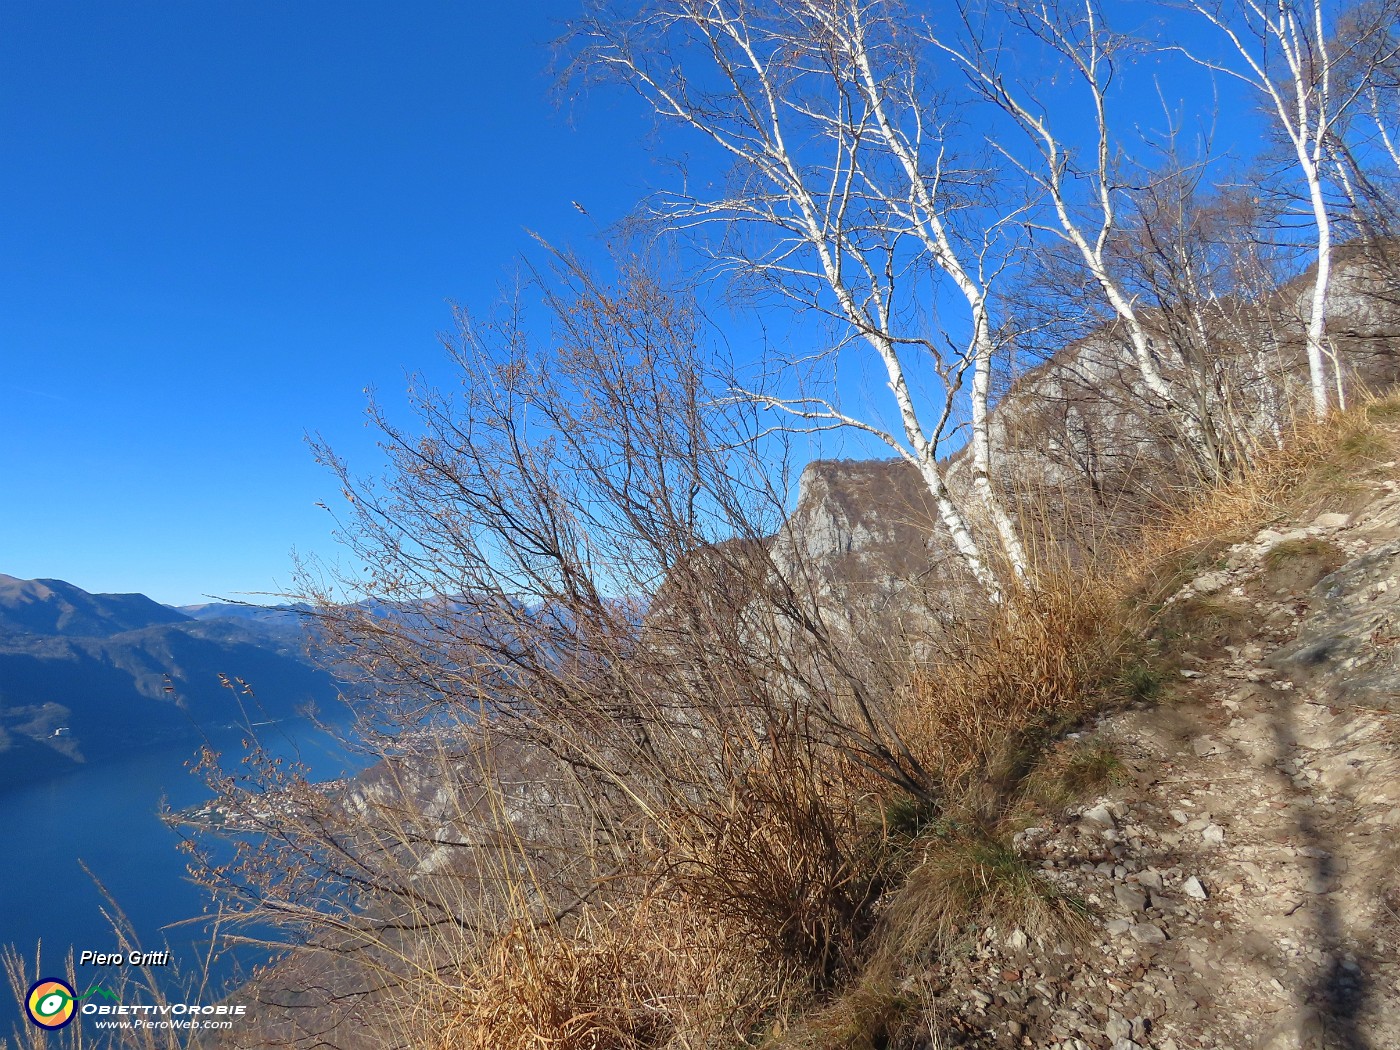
[
  {"xmin": 1007, "ymin": 735, "xmax": 1132, "ymax": 825},
  {"xmin": 871, "ymin": 831, "xmax": 1089, "ymax": 969},
  {"xmin": 896, "ymin": 563, "xmax": 1126, "ymax": 814},
  {"xmin": 1264, "ymin": 537, "xmax": 1342, "ymax": 566},
  {"xmin": 429, "ymin": 897, "xmax": 775, "ymax": 1050},
  {"xmin": 1116, "ymin": 658, "xmax": 1163, "ymax": 702},
  {"xmin": 765, "ymin": 977, "xmax": 912, "ymax": 1050}
]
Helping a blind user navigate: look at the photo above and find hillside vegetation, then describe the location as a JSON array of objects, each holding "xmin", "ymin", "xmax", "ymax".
[
  {"xmin": 10, "ymin": 1, "xmax": 1400, "ymax": 1046},
  {"xmin": 11, "ymin": 306, "xmax": 1390, "ymax": 1050},
  {"xmin": 161, "ymin": 387, "xmax": 1396, "ymax": 1050},
  {"xmin": 7, "ymin": 249, "xmax": 1400, "ymax": 1048}
]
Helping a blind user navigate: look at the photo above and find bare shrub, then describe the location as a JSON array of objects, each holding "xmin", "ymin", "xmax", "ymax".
[
  {"xmin": 179, "ymin": 253, "xmax": 962, "ymax": 1046},
  {"xmin": 174, "ymin": 217, "xmax": 1399, "ymax": 1050}
]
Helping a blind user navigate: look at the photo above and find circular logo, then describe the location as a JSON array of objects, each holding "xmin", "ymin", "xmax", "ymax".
[{"xmin": 26, "ymin": 978, "xmax": 77, "ymax": 1029}]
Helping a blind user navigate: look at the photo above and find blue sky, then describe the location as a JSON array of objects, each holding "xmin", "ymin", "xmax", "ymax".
[
  {"xmin": 1, "ymin": 2, "xmax": 659, "ymax": 605},
  {"xmin": 0, "ymin": 2, "xmax": 1288, "ymax": 607}
]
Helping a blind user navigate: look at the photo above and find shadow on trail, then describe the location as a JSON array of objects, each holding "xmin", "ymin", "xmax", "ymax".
[{"xmin": 1270, "ymin": 687, "xmax": 1372, "ymax": 1050}]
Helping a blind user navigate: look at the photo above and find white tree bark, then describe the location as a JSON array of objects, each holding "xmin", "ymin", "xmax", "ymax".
[
  {"xmin": 1184, "ymin": 0, "xmax": 1369, "ymax": 415},
  {"xmin": 840, "ymin": 6, "xmax": 1029, "ymax": 578},
  {"xmin": 943, "ymin": 0, "xmax": 1214, "ymax": 462},
  {"xmin": 580, "ymin": 0, "xmax": 1030, "ymax": 596}
]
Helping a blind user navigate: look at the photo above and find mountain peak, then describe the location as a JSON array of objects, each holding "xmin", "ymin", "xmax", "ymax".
[{"xmin": 0, "ymin": 574, "xmax": 192, "ymax": 638}]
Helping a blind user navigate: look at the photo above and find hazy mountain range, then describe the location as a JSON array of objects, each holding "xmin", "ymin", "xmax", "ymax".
[{"xmin": 0, "ymin": 574, "xmax": 338, "ymax": 788}]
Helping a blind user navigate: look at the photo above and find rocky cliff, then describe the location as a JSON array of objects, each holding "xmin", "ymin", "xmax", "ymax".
[{"xmin": 777, "ymin": 251, "xmax": 1400, "ymax": 606}]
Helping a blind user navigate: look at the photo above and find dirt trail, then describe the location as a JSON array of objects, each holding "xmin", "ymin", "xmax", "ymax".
[{"xmin": 925, "ymin": 461, "xmax": 1400, "ymax": 1050}]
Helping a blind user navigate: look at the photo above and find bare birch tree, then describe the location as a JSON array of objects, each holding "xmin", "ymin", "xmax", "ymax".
[
  {"xmin": 574, "ymin": 0, "xmax": 1029, "ymax": 596},
  {"xmin": 1357, "ymin": 11, "xmax": 1400, "ymax": 173},
  {"xmin": 1318, "ymin": 3, "xmax": 1400, "ymax": 236},
  {"xmin": 938, "ymin": 0, "xmax": 1231, "ymax": 472},
  {"xmin": 1181, "ymin": 0, "xmax": 1393, "ymax": 414},
  {"xmin": 1116, "ymin": 169, "xmax": 1297, "ymax": 456}
]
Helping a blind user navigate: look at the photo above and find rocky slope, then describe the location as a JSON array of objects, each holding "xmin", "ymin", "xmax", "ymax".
[{"xmin": 909, "ymin": 453, "xmax": 1400, "ymax": 1048}]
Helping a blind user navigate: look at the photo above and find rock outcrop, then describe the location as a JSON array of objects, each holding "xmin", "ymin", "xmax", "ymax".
[{"xmin": 775, "ymin": 251, "xmax": 1400, "ymax": 607}]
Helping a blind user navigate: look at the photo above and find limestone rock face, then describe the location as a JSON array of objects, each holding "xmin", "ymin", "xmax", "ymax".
[
  {"xmin": 772, "ymin": 251, "xmax": 1400, "ymax": 606},
  {"xmin": 1268, "ymin": 532, "xmax": 1400, "ymax": 708},
  {"xmin": 774, "ymin": 458, "xmax": 941, "ymax": 601},
  {"xmin": 1300, "ymin": 250, "xmax": 1400, "ymax": 385}
]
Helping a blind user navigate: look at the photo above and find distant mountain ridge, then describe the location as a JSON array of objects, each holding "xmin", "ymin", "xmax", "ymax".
[
  {"xmin": 177, "ymin": 600, "xmax": 313, "ymax": 624},
  {"xmin": 0, "ymin": 575, "xmax": 339, "ymax": 789},
  {"xmin": 175, "ymin": 600, "xmax": 316, "ymax": 647},
  {"xmin": 0, "ymin": 574, "xmax": 191, "ymax": 637}
]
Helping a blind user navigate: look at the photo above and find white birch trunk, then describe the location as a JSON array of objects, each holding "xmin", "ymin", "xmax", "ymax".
[
  {"xmin": 849, "ymin": 28, "xmax": 1028, "ymax": 581},
  {"xmin": 1300, "ymin": 154, "xmax": 1335, "ymax": 414},
  {"xmin": 914, "ymin": 453, "xmax": 1002, "ymax": 599},
  {"xmin": 948, "ymin": 7, "xmax": 1214, "ymax": 467},
  {"xmin": 1186, "ymin": 0, "xmax": 1349, "ymax": 417},
  {"xmin": 969, "ymin": 310, "xmax": 1030, "ymax": 582},
  {"xmin": 588, "ymin": 0, "xmax": 1029, "ymax": 600}
]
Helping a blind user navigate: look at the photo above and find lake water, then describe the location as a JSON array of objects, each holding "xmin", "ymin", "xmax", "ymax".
[{"xmin": 0, "ymin": 716, "xmax": 362, "ymax": 998}]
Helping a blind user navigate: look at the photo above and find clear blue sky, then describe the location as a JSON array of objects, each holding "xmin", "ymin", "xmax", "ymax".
[
  {"xmin": 0, "ymin": 2, "xmax": 1283, "ymax": 607},
  {"xmin": 1, "ymin": 2, "xmax": 657, "ymax": 605}
]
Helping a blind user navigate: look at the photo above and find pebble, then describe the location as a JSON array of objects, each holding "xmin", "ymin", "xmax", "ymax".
[
  {"xmin": 1107, "ymin": 1012, "xmax": 1132, "ymax": 1041},
  {"xmin": 1129, "ymin": 923, "xmax": 1167, "ymax": 944},
  {"xmin": 1083, "ymin": 803, "xmax": 1116, "ymax": 828},
  {"xmin": 1194, "ymin": 571, "xmax": 1229, "ymax": 594},
  {"xmin": 1305, "ymin": 873, "xmax": 1334, "ymax": 894},
  {"xmin": 894, "ymin": 489, "xmax": 1400, "ymax": 1050},
  {"xmin": 1114, "ymin": 884, "xmax": 1148, "ymax": 912}
]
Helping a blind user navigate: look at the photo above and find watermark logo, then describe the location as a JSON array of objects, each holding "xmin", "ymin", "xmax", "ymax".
[
  {"xmin": 21, "ymin": 976, "xmax": 242, "ymax": 1033},
  {"xmin": 25, "ymin": 979, "xmax": 77, "ymax": 1029}
]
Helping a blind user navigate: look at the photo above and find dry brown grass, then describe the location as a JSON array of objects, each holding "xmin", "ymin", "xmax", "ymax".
[
  {"xmin": 430, "ymin": 391, "xmax": 1400, "ymax": 1050},
  {"xmin": 872, "ymin": 832, "xmax": 1090, "ymax": 970},
  {"xmin": 763, "ymin": 975, "xmax": 912, "ymax": 1050},
  {"xmin": 429, "ymin": 896, "xmax": 775, "ymax": 1050},
  {"xmin": 1013, "ymin": 735, "xmax": 1131, "ymax": 816},
  {"xmin": 1132, "ymin": 393, "xmax": 1400, "ymax": 605},
  {"xmin": 895, "ymin": 562, "xmax": 1127, "ymax": 817},
  {"xmin": 187, "ymin": 383, "xmax": 1400, "ymax": 1050}
]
